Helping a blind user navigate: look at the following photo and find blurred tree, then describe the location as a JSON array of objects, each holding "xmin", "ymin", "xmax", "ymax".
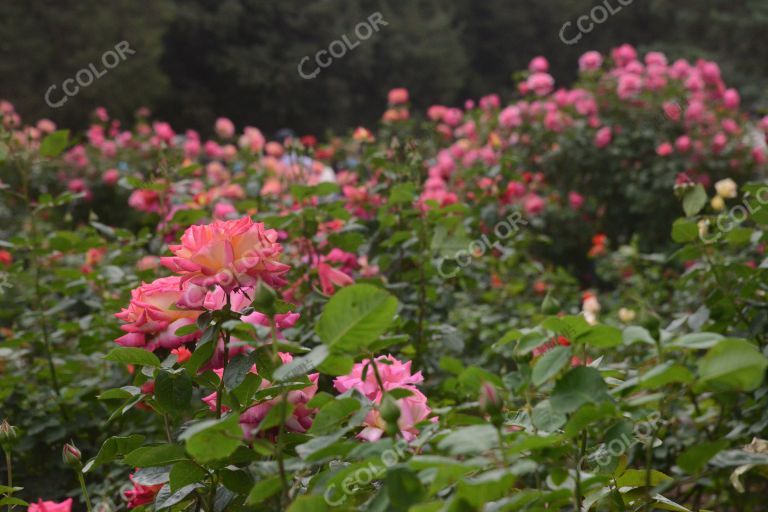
[
  {"xmin": 0, "ymin": 0, "xmax": 172, "ymax": 128},
  {"xmin": 0, "ymin": 0, "xmax": 766, "ymax": 132}
]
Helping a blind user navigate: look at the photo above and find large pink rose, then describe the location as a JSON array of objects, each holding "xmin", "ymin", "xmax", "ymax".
[
  {"xmin": 160, "ymin": 217, "xmax": 291, "ymax": 292},
  {"xmin": 114, "ymin": 276, "xmax": 202, "ymax": 350}
]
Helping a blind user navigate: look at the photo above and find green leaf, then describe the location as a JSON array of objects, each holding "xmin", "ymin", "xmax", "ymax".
[
  {"xmin": 223, "ymin": 353, "xmax": 255, "ymax": 390},
  {"xmin": 532, "ymin": 346, "xmax": 571, "ymax": 387},
  {"xmin": 682, "ymin": 184, "xmax": 707, "ymax": 217},
  {"xmin": 123, "ymin": 444, "xmax": 188, "ymax": 467},
  {"xmin": 531, "ymin": 400, "xmax": 566, "ymax": 432},
  {"xmin": 245, "ymin": 476, "xmax": 283, "ymax": 505},
  {"xmin": 576, "ymin": 325, "xmax": 622, "ymax": 348},
  {"xmin": 550, "ymin": 367, "xmax": 610, "ymax": 414},
  {"xmin": 40, "ymin": 130, "xmax": 69, "ymax": 157},
  {"xmin": 677, "ymin": 440, "xmax": 728, "ymax": 474},
  {"xmin": 316, "ymin": 284, "xmax": 399, "ymax": 352},
  {"xmin": 622, "ymin": 326, "xmax": 656, "ymax": 345},
  {"xmin": 667, "ymin": 332, "xmax": 723, "ymax": 350},
  {"xmin": 639, "ymin": 363, "xmax": 693, "ymax": 389},
  {"xmin": 697, "ymin": 339, "xmax": 768, "ymax": 391},
  {"xmin": 170, "ymin": 460, "xmax": 208, "ymax": 491},
  {"xmin": 437, "ymin": 425, "xmax": 498, "ymax": 455},
  {"xmin": 387, "ymin": 467, "xmax": 426, "ymax": 510},
  {"xmin": 155, "ymin": 370, "xmax": 193, "ymax": 414},
  {"xmin": 105, "ymin": 347, "xmax": 161, "ymax": 367},
  {"xmin": 83, "ymin": 434, "xmax": 145, "ymax": 472},
  {"xmin": 615, "ymin": 468, "xmax": 672, "ymax": 487},
  {"xmin": 671, "ymin": 218, "xmax": 698, "ymax": 243},
  {"xmin": 183, "ymin": 414, "xmax": 243, "ymax": 463},
  {"xmin": 308, "ymin": 397, "xmax": 361, "ymax": 435}
]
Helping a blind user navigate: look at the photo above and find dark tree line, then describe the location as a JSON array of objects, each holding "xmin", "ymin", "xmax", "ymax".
[{"xmin": 1, "ymin": 0, "xmax": 766, "ymax": 135}]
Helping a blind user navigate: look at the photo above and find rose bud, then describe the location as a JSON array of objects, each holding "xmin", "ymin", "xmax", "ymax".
[
  {"xmin": 479, "ymin": 382, "xmax": 504, "ymax": 427},
  {"xmin": 62, "ymin": 442, "xmax": 82, "ymax": 468},
  {"xmin": 0, "ymin": 419, "xmax": 19, "ymax": 449}
]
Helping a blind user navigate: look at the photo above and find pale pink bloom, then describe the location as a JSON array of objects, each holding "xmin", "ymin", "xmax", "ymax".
[
  {"xmin": 499, "ymin": 106, "xmax": 523, "ymax": 128},
  {"xmin": 152, "ymin": 121, "xmax": 175, "ymax": 142},
  {"xmin": 656, "ymin": 142, "xmax": 673, "ymax": 156},
  {"xmin": 617, "ymin": 73, "xmax": 642, "ymax": 99},
  {"xmin": 595, "ymin": 126, "xmax": 612, "ymax": 148},
  {"xmin": 136, "ymin": 255, "xmax": 160, "ymax": 271},
  {"xmin": 160, "ymin": 217, "xmax": 290, "ymax": 292},
  {"xmin": 265, "ymin": 141, "xmax": 284, "ymax": 157},
  {"xmin": 239, "ymin": 126, "xmax": 265, "ymax": 153},
  {"xmin": 526, "ymin": 72, "xmax": 555, "ymax": 96},
  {"xmin": 36, "ymin": 119, "xmax": 56, "ymax": 133},
  {"xmin": 334, "ymin": 355, "xmax": 424, "ymax": 400},
  {"xmin": 427, "ymin": 105, "xmax": 447, "ymax": 121},
  {"xmin": 128, "ymin": 189, "xmax": 162, "ymax": 213},
  {"xmin": 663, "ymin": 101, "xmax": 682, "ymax": 122},
  {"xmin": 611, "ymin": 44, "xmax": 637, "ymax": 67},
  {"xmin": 205, "ymin": 140, "xmax": 224, "ymax": 159},
  {"xmin": 442, "ymin": 108, "xmax": 463, "ymax": 127},
  {"xmin": 723, "ymin": 89, "xmax": 740, "ymax": 110},
  {"xmin": 334, "ymin": 355, "xmax": 433, "ymax": 441},
  {"xmin": 523, "ymin": 193, "xmax": 546, "ymax": 215},
  {"xmin": 712, "ymin": 132, "xmax": 727, "ymax": 154},
  {"xmin": 568, "ymin": 191, "xmax": 584, "ymax": 210},
  {"xmin": 202, "ymin": 353, "xmax": 318, "ymax": 438},
  {"xmin": 675, "ymin": 136, "xmax": 691, "ymax": 153},
  {"xmin": 215, "ymin": 117, "xmax": 235, "ymax": 139},
  {"xmin": 67, "ymin": 179, "xmax": 86, "ymax": 193},
  {"xmin": 213, "ymin": 201, "xmax": 236, "ymax": 220},
  {"xmin": 644, "ymin": 51, "xmax": 667, "ymax": 67},
  {"xmin": 94, "ymin": 106, "xmax": 109, "ymax": 122},
  {"xmin": 528, "ymin": 56, "xmax": 549, "ymax": 72},
  {"xmin": 388, "ymin": 88, "xmax": 409, "ymax": 105},
  {"xmin": 359, "ymin": 389, "xmax": 433, "ymax": 442},
  {"xmin": 28, "ymin": 498, "xmax": 73, "ymax": 512}
]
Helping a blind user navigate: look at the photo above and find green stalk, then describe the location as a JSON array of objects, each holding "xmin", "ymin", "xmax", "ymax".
[{"xmin": 76, "ymin": 472, "xmax": 93, "ymax": 512}]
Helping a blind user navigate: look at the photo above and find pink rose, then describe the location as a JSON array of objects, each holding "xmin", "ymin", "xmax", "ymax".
[
  {"xmin": 578, "ymin": 51, "xmax": 603, "ymax": 72},
  {"xmin": 215, "ymin": 117, "xmax": 235, "ymax": 139},
  {"xmin": 387, "ymin": 88, "xmax": 409, "ymax": 105},
  {"xmin": 160, "ymin": 217, "xmax": 291, "ymax": 292},
  {"xmin": 595, "ymin": 126, "xmax": 612, "ymax": 148},
  {"xmin": 28, "ymin": 498, "xmax": 72, "ymax": 512}
]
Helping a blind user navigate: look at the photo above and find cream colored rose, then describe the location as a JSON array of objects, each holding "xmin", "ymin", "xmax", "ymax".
[
  {"xmin": 715, "ymin": 178, "xmax": 737, "ymax": 199},
  {"xmin": 711, "ymin": 195, "xmax": 725, "ymax": 211},
  {"xmin": 618, "ymin": 307, "xmax": 636, "ymax": 323}
]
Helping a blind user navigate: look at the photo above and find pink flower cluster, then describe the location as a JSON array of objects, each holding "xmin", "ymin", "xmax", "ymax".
[{"xmin": 334, "ymin": 355, "xmax": 435, "ymax": 442}]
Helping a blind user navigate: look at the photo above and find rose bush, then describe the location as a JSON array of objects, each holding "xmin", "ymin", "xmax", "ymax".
[{"xmin": 0, "ymin": 44, "xmax": 767, "ymax": 511}]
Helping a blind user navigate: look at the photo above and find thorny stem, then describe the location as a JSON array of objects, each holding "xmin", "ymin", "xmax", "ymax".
[{"xmin": 215, "ymin": 292, "xmax": 232, "ymax": 420}]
